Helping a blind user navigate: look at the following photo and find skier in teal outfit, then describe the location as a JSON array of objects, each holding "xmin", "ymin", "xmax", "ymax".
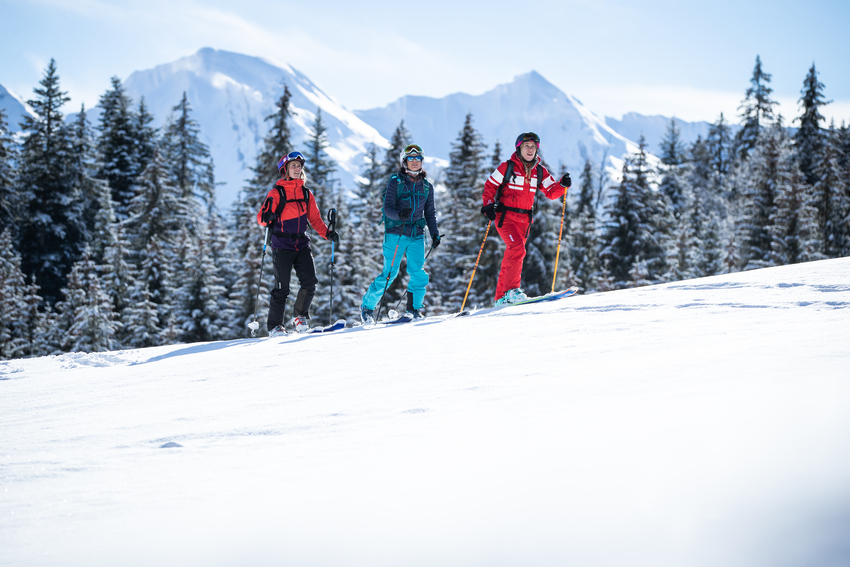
[{"xmin": 360, "ymin": 144, "xmax": 440, "ymax": 323}]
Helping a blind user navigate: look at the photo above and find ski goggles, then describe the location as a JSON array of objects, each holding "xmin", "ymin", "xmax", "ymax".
[
  {"xmin": 278, "ymin": 151, "xmax": 306, "ymax": 171},
  {"xmin": 403, "ymin": 144, "xmax": 423, "ymax": 155},
  {"xmin": 515, "ymin": 132, "xmax": 540, "ymax": 148}
]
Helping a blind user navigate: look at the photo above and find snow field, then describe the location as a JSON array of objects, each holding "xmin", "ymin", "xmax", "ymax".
[{"xmin": 2, "ymin": 258, "xmax": 850, "ymax": 566}]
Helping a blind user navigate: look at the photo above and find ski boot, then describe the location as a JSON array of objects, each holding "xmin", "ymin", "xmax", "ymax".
[
  {"xmin": 268, "ymin": 325, "xmax": 287, "ymax": 338},
  {"xmin": 360, "ymin": 305, "xmax": 375, "ymax": 324},
  {"xmin": 292, "ymin": 316, "xmax": 310, "ymax": 333}
]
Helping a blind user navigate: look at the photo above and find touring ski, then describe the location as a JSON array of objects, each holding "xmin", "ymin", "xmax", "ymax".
[{"xmin": 457, "ymin": 287, "xmax": 579, "ymax": 317}]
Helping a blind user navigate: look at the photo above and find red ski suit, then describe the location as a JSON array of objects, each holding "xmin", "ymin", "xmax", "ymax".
[{"xmin": 482, "ymin": 152, "xmax": 566, "ymax": 301}]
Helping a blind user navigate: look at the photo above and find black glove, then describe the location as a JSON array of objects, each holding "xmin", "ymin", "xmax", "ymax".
[
  {"xmin": 481, "ymin": 203, "xmax": 496, "ymax": 221},
  {"xmin": 326, "ymin": 229, "xmax": 339, "ymax": 244},
  {"xmin": 398, "ymin": 207, "xmax": 412, "ymax": 220},
  {"xmin": 261, "ymin": 210, "xmax": 275, "ymax": 226},
  {"xmin": 431, "ymin": 234, "xmax": 442, "ymax": 249},
  {"xmin": 560, "ymin": 173, "xmax": 572, "ymax": 188}
]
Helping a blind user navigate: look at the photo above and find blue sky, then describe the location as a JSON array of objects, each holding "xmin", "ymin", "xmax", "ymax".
[{"xmin": 2, "ymin": 0, "xmax": 849, "ymax": 124}]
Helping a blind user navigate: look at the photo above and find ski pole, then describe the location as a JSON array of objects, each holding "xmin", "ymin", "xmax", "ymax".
[
  {"xmin": 326, "ymin": 208, "xmax": 337, "ymax": 326},
  {"xmin": 375, "ymin": 219, "xmax": 407, "ymax": 323},
  {"xmin": 551, "ymin": 190, "xmax": 568, "ymax": 293},
  {"xmin": 390, "ymin": 233, "xmax": 443, "ymax": 315},
  {"xmin": 460, "ymin": 221, "xmax": 491, "ymax": 313},
  {"xmin": 248, "ymin": 226, "xmax": 271, "ymax": 337}
]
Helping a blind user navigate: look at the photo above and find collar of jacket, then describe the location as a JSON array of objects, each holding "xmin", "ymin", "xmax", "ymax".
[{"xmin": 510, "ymin": 151, "xmax": 540, "ymax": 173}]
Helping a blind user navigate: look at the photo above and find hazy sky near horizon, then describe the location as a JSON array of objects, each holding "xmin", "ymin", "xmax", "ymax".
[{"xmin": 2, "ymin": 0, "xmax": 849, "ymax": 125}]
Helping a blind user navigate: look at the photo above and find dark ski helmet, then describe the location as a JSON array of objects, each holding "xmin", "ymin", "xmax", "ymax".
[
  {"xmin": 399, "ymin": 143, "xmax": 424, "ymax": 166},
  {"xmin": 278, "ymin": 151, "xmax": 306, "ymax": 172},
  {"xmin": 515, "ymin": 132, "xmax": 540, "ymax": 150}
]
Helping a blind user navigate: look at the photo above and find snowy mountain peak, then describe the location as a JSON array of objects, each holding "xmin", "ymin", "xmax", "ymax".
[
  {"xmin": 123, "ymin": 48, "xmax": 388, "ymax": 208},
  {"xmin": 0, "ymin": 82, "xmax": 36, "ymax": 132},
  {"xmin": 355, "ymin": 70, "xmax": 648, "ymax": 177}
]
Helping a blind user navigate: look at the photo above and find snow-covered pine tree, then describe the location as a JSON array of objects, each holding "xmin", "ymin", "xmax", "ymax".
[
  {"xmin": 135, "ymin": 97, "xmax": 158, "ymax": 177},
  {"xmin": 122, "ymin": 237, "xmax": 169, "ymax": 348},
  {"xmin": 382, "ymin": 121, "xmax": 412, "ymax": 184},
  {"xmin": 738, "ymin": 120, "xmax": 793, "ymax": 269},
  {"xmin": 252, "ymin": 84, "xmax": 293, "ymax": 200},
  {"xmin": 768, "ymin": 161, "xmax": 818, "ymax": 266},
  {"xmin": 811, "ymin": 123, "xmax": 849, "ymax": 258},
  {"xmin": 0, "ymin": 228, "xmax": 30, "ymax": 359},
  {"xmin": 171, "ymin": 225, "xmax": 228, "ymax": 343},
  {"xmin": 795, "ymin": 63, "xmax": 830, "ymax": 186},
  {"xmin": 16, "ymin": 59, "xmax": 87, "ymax": 305},
  {"xmin": 735, "ymin": 55, "xmax": 779, "ymax": 162},
  {"xmin": 569, "ymin": 159, "xmax": 600, "ymax": 292},
  {"xmin": 121, "ymin": 278, "xmax": 161, "ymax": 349},
  {"xmin": 599, "ymin": 137, "xmax": 668, "ymax": 287},
  {"xmin": 161, "ymin": 92, "xmax": 213, "ymax": 217},
  {"xmin": 0, "ymin": 108, "xmax": 18, "ymax": 233},
  {"xmin": 344, "ymin": 143, "xmax": 385, "ymax": 320},
  {"xmin": 97, "ymin": 77, "xmax": 140, "ymax": 219},
  {"xmin": 70, "ymin": 103, "xmax": 117, "ymax": 264},
  {"xmin": 706, "ymin": 113, "xmax": 733, "ymax": 177},
  {"xmin": 57, "ymin": 247, "xmax": 120, "ymax": 353},
  {"xmin": 434, "ymin": 113, "xmax": 492, "ymax": 311},
  {"xmin": 659, "ymin": 119, "xmax": 689, "ymax": 216}
]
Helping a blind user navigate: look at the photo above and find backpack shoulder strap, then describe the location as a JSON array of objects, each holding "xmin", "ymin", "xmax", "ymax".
[
  {"xmin": 495, "ymin": 160, "xmax": 515, "ymax": 204},
  {"xmin": 274, "ymin": 185, "xmax": 287, "ymax": 217}
]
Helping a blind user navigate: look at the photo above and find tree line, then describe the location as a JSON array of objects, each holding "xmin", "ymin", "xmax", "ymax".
[{"xmin": 1, "ymin": 56, "xmax": 848, "ymax": 359}]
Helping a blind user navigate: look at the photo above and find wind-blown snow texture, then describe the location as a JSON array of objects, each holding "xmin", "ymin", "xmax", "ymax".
[{"xmin": 2, "ymin": 259, "xmax": 850, "ymax": 566}]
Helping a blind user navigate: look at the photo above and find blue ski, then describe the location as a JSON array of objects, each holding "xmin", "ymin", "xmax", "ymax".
[{"xmin": 457, "ymin": 287, "xmax": 579, "ymax": 317}]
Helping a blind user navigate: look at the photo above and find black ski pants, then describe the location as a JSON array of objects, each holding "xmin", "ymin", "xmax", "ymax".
[{"xmin": 267, "ymin": 247, "xmax": 318, "ymax": 331}]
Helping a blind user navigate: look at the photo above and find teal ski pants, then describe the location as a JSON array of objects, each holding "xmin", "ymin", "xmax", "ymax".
[{"xmin": 362, "ymin": 232, "xmax": 429, "ymax": 310}]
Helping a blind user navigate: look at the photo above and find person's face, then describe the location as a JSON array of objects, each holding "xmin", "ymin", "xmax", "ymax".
[
  {"xmin": 287, "ymin": 160, "xmax": 303, "ymax": 179},
  {"xmin": 520, "ymin": 141, "xmax": 537, "ymax": 161},
  {"xmin": 406, "ymin": 155, "xmax": 423, "ymax": 171}
]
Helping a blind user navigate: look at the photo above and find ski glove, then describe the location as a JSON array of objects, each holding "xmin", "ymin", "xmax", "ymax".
[
  {"xmin": 326, "ymin": 229, "xmax": 340, "ymax": 244},
  {"xmin": 481, "ymin": 203, "xmax": 496, "ymax": 221},
  {"xmin": 432, "ymin": 234, "xmax": 442, "ymax": 249},
  {"xmin": 560, "ymin": 173, "xmax": 572, "ymax": 188},
  {"xmin": 398, "ymin": 207, "xmax": 412, "ymax": 220},
  {"xmin": 261, "ymin": 210, "xmax": 276, "ymax": 226}
]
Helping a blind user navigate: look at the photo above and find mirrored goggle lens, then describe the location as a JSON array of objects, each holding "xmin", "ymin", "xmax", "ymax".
[
  {"xmin": 406, "ymin": 156, "xmax": 423, "ymax": 162},
  {"xmin": 403, "ymin": 144, "xmax": 423, "ymax": 154},
  {"xmin": 520, "ymin": 133, "xmax": 540, "ymax": 144}
]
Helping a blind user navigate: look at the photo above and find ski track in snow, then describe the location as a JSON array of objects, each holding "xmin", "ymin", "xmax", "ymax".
[{"xmin": 2, "ymin": 258, "xmax": 850, "ymax": 566}]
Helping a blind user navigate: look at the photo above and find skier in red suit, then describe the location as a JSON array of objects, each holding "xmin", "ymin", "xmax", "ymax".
[{"xmin": 481, "ymin": 132, "xmax": 572, "ymax": 305}]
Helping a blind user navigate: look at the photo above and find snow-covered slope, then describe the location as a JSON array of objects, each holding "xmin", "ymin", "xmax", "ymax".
[
  {"xmin": 355, "ymin": 71, "xmax": 646, "ymax": 176},
  {"xmin": 3, "ymin": 258, "xmax": 850, "ymax": 566},
  {"xmin": 123, "ymin": 48, "xmax": 389, "ymax": 208},
  {"xmin": 0, "ymin": 82, "xmax": 35, "ymax": 132}
]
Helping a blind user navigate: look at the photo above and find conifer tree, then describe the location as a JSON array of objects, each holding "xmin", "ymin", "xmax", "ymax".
[
  {"xmin": 0, "ymin": 229, "xmax": 30, "ymax": 359},
  {"xmin": 135, "ymin": 97, "xmax": 158, "ymax": 176},
  {"xmin": 569, "ymin": 159, "xmax": 600, "ymax": 291},
  {"xmin": 16, "ymin": 59, "xmax": 87, "ymax": 304},
  {"xmin": 660, "ymin": 118, "xmax": 686, "ymax": 166},
  {"xmin": 249, "ymin": 84, "xmax": 293, "ymax": 202},
  {"xmin": 161, "ymin": 92, "xmax": 213, "ymax": 212},
  {"xmin": 97, "ymin": 77, "xmax": 139, "ymax": 218},
  {"xmin": 811, "ymin": 124, "xmax": 850, "ymax": 258},
  {"xmin": 57, "ymin": 248, "xmax": 119, "ymax": 353},
  {"xmin": 769, "ymin": 164, "xmax": 818, "ymax": 266},
  {"xmin": 434, "ymin": 113, "xmax": 492, "ymax": 310},
  {"xmin": 738, "ymin": 121, "xmax": 792, "ymax": 268},
  {"xmin": 382, "ymin": 121, "xmax": 411, "ymax": 182},
  {"xmin": 599, "ymin": 137, "xmax": 668, "ymax": 287},
  {"xmin": 706, "ymin": 113, "xmax": 733, "ymax": 177},
  {"xmin": 795, "ymin": 63, "xmax": 830, "ymax": 186},
  {"xmin": 0, "ymin": 108, "xmax": 18, "ymax": 233},
  {"xmin": 735, "ymin": 56, "xmax": 779, "ymax": 161}
]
